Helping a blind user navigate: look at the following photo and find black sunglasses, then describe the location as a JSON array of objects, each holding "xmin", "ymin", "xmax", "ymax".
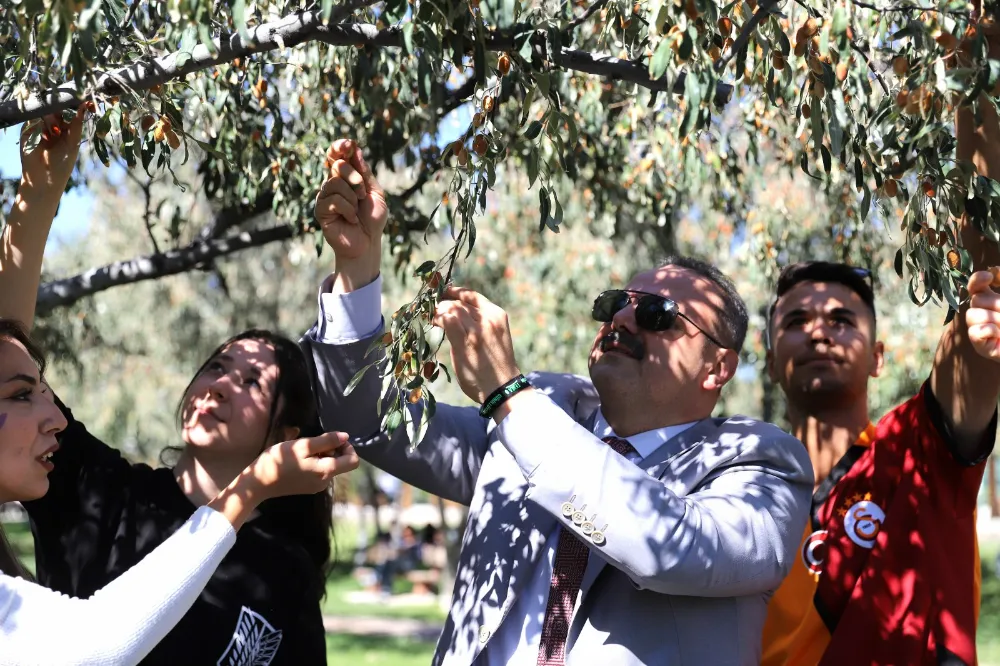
[{"xmin": 592, "ymin": 290, "xmax": 730, "ymax": 349}]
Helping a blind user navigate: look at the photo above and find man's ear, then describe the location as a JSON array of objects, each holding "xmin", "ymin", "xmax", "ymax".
[
  {"xmin": 703, "ymin": 349, "xmax": 740, "ymax": 391},
  {"xmin": 276, "ymin": 425, "xmax": 301, "ymax": 444},
  {"xmin": 870, "ymin": 340, "xmax": 885, "ymax": 379},
  {"xmin": 765, "ymin": 348, "xmax": 778, "ymax": 383}
]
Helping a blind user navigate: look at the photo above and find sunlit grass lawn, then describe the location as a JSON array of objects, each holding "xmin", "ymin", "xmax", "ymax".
[
  {"xmin": 326, "ymin": 633, "xmax": 436, "ymax": 665},
  {"xmin": 323, "ymin": 564, "xmax": 448, "ymax": 624}
]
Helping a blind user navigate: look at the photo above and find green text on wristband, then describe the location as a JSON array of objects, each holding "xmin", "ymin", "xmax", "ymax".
[{"xmin": 479, "ymin": 375, "xmax": 532, "ymax": 418}]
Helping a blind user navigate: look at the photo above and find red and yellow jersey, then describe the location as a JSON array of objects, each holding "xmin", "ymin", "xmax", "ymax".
[{"xmin": 761, "ymin": 382, "xmax": 991, "ymax": 666}]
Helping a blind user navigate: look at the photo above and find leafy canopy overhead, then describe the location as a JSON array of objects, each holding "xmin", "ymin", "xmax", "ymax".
[{"xmin": 3, "ymin": 0, "xmax": 1000, "ymax": 441}]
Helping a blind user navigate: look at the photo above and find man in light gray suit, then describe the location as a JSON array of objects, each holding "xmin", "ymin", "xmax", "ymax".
[{"xmin": 301, "ymin": 140, "xmax": 814, "ymax": 665}]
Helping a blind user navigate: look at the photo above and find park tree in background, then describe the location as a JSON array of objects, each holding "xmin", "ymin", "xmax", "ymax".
[{"xmin": 3, "ymin": 0, "xmax": 1000, "ymax": 437}]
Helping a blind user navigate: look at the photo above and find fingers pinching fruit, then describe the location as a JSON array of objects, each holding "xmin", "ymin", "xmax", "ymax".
[{"xmin": 965, "ymin": 268, "xmax": 1000, "ymax": 361}]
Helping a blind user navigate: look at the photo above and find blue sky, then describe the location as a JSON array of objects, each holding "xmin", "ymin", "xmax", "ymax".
[{"xmin": 0, "ymin": 126, "xmax": 94, "ymax": 247}]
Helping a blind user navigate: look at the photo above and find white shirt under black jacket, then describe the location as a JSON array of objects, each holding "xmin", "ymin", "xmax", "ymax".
[{"xmin": 317, "ymin": 274, "xmax": 697, "ymax": 666}]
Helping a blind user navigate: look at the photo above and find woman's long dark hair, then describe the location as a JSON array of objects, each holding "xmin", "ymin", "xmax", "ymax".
[
  {"xmin": 0, "ymin": 318, "xmax": 46, "ymax": 580},
  {"xmin": 169, "ymin": 329, "xmax": 334, "ymax": 598}
]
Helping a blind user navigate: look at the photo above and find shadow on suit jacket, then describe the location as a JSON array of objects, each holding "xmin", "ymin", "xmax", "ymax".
[{"xmin": 301, "ymin": 326, "xmax": 814, "ymax": 666}]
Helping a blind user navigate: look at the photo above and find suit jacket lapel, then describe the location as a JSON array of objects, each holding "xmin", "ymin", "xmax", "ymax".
[{"xmin": 578, "ymin": 416, "xmax": 719, "ymax": 599}]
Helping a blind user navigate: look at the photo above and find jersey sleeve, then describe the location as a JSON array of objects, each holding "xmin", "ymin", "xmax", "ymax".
[{"xmin": 880, "ymin": 380, "xmax": 994, "ymax": 514}]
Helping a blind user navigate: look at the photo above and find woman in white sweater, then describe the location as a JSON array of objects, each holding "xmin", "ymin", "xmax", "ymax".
[{"xmin": 0, "ymin": 318, "xmax": 360, "ymax": 666}]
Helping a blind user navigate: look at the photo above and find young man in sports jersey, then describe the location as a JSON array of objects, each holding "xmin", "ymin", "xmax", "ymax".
[{"xmin": 760, "ymin": 19, "xmax": 1000, "ymax": 666}]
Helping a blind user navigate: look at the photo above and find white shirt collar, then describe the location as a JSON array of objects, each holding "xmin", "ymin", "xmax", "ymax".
[{"xmin": 591, "ymin": 409, "xmax": 699, "ymax": 461}]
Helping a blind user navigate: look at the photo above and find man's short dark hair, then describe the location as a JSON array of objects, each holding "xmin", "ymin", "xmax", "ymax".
[
  {"xmin": 658, "ymin": 255, "xmax": 749, "ymax": 352},
  {"xmin": 767, "ymin": 261, "xmax": 877, "ymax": 347}
]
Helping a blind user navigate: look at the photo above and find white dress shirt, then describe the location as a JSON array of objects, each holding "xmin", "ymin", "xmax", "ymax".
[{"xmin": 316, "ymin": 276, "xmax": 698, "ymax": 666}]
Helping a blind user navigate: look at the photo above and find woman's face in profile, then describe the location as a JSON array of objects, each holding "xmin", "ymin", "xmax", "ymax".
[{"xmin": 0, "ymin": 339, "xmax": 66, "ymax": 503}]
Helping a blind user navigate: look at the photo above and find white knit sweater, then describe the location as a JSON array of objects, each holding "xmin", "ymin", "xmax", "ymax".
[{"xmin": 0, "ymin": 505, "xmax": 236, "ymax": 666}]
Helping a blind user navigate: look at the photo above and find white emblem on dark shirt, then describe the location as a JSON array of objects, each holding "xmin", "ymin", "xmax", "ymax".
[
  {"xmin": 216, "ymin": 606, "xmax": 283, "ymax": 666},
  {"xmin": 843, "ymin": 500, "xmax": 885, "ymax": 549}
]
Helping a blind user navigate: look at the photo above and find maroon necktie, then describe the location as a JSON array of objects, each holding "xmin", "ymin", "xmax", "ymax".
[{"xmin": 535, "ymin": 436, "xmax": 637, "ymax": 665}]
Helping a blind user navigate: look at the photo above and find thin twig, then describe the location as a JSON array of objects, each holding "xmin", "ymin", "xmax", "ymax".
[
  {"xmin": 790, "ymin": 0, "xmax": 821, "ymax": 18},
  {"xmin": 567, "ymin": 0, "xmax": 610, "ymax": 33},
  {"xmin": 851, "ymin": 41, "xmax": 890, "ymax": 95},
  {"xmin": 123, "ymin": 168, "xmax": 161, "ymax": 254},
  {"xmin": 715, "ymin": 0, "xmax": 781, "ymax": 73},
  {"xmin": 103, "ymin": 0, "xmax": 145, "ymax": 59},
  {"xmin": 848, "ymin": 0, "xmax": 963, "ymax": 13}
]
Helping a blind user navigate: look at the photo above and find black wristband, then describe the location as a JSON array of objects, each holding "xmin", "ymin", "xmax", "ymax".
[{"xmin": 479, "ymin": 374, "xmax": 532, "ymax": 418}]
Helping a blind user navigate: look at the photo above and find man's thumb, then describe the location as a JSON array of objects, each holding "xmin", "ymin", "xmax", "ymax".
[{"xmin": 353, "ymin": 147, "xmax": 383, "ymax": 195}]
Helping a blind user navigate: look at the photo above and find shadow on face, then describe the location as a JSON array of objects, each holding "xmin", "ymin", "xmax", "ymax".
[
  {"xmin": 0, "ymin": 339, "xmax": 67, "ymax": 503},
  {"xmin": 587, "ymin": 265, "xmax": 735, "ymax": 431},
  {"xmin": 180, "ymin": 338, "xmax": 282, "ymax": 466},
  {"xmin": 767, "ymin": 280, "xmax": 882, "ymax": 407}
]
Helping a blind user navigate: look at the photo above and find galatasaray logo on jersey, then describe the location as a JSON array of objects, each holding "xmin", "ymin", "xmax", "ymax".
[
  {"xmin": 843, "ymin": 499, "xmax": 885, "ymax": 549},
  {"xmin": 801, "ymin": 529, "xmax": 829, "ymax": 575}
]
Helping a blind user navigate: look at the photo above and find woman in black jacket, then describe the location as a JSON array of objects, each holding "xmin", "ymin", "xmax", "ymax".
[{"xmin": 2, "ymin": 110, "xmax": 338, "ymax": 665}]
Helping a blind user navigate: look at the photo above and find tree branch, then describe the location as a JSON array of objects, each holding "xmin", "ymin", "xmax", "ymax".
[
  {"xmin": 36, "ymin": 224, "xmax": 302, "ymax": 314},
  {"xmin": 847, "ymin": 0, "xmax": 963, "ymax": 13},
  {"xmin": 0, "ymin": 11, "xmax": 733, "ymax": 129},
  {"xmin": 567, "ymin": 0, "xmax": 610, "ymax": 33},
  {"xmin": 716, "ymin": 0, "xmax": 781, "ymax": 73},
  {"xmin": 851, "ymin": 41, "xmax": 889, "ymax": 95}
]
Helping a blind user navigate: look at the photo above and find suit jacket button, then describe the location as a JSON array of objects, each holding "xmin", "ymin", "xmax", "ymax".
[
  {"xmin": 581, "ymin": 522, "xmax": 595, "ymax": 535},
  {"xmin": 479, "ymin": 627, "xmax": 491, "ymax": 643},
  {"xmin": 560, "ymin": 502, "xmax": 574, "ymax": 517},
  {"xmin": 572, "ymin": 511, "xmax": 586, "ymax": 525},
  {"xmin": 591, "ymin": 531, "xmax": 605, "ymax": 546}
]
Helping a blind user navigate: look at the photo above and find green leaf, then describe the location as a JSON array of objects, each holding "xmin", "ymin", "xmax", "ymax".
[
  {"xmin": 520, "ymin": 86, "xmax": 537, "ymax": 127},
  {"xmin": 527, "ymin": 148, "xmax": 539, "ymax": 187},
  {"xmin": 414, "ymin": 259, "xmax": 436, "ymax": 275},
  {"xmin": 860, "ymin": 186, "xmax": 872, "ymax": 223},
  {"xmin": 193, "ymin": 139, "xmax": 227, "ymax": 161},
  {"xmin": 650, "ymin": 39, "xmax": 673, "ymax": 80},
  {"xmin": 344, "ymin": 362, "xmax": 377, "ymax": 396},
  {"xmin": 680, "ymin": 71, "xmax": 702, "ymax": 138},
  {"xmin": 894, "ymin": 248, "xmax": 904, "ymax": 278},
  {"xmin": 198, "ymin": 23, "xmax": 218, "ymax": 55},
  {"xmin": 414, "ymin": 391, "xmax": 434, "ymax": 447},
  {"xmin": 538, "ymin": 187, "xmax": 551, "ymax": 232},
  {"xmin": 386, "ymin": 408, "xmax": 403, "ymax": 432},
  {"xmin": 525, "ymin": 120, "xmax": 543, "ymax": 140},
  {"xmin": 141, "ymin": 137, "xmax": 157, "ymax": 175},
  {"xmin": 821, "ymin": 145, "xmax": 831, "ymax": 173},
  {"xmin": 474, "ymin": 39, "xmax": 486, "ymax": 86},
  {"xmin": 831, "ymin": 6, "xmax": 847, "ymax": 35},
  {"xmin": 402, "ymin": 23, "xmax": 415, "ymax": 55},
  {"xmin": 467, "ymin": 219, "xmax": 477, "ymax": 258},
  {"xmin": 322, "ymin": 0, "xmax": 334, "ymax": 22},
  {"xmin": 678, "ymin": 31, "xmax": 694, "ymax": 63},
  {"xmin": 232, "ymin": 0, "xmax": 250, "ymax": 40},
  {"xmin": 800, "ymin": 153, "xmax": 821, "ymax": 180}
]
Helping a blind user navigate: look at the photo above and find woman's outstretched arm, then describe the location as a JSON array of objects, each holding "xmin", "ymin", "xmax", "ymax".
[{"xmin": 0, "ymin": 110, "xmax": 84, "ymax": 330}]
